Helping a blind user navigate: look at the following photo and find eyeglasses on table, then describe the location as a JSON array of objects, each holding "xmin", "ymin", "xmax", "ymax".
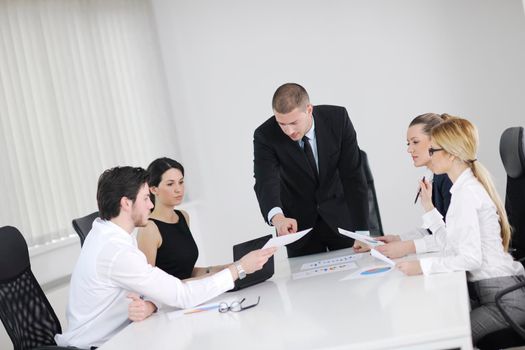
[{"xmin": 218, "ymin": 296, "xmax": 260, "ymax": 313}]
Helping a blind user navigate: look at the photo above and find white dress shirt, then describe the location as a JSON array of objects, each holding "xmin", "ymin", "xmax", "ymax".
[
  {"xmin": 268, "ymin": 118, "xmax": 318, "ymax": 223},
  {"xmin": 413, "ymin": 168, "xmax": 524, "ymax": 281},
  {"xmin": 399, "ymin": 227, "xmax": 430, "ymax": 242},
  {"xmin": 55, "ymin": 219, "xmax": 234, "ymax": 348},
  {"xmin": 399, "ymin": 171, "xmax": 435, "ymax": 241}
]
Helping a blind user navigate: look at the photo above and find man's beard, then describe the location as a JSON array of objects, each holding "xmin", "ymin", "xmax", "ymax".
[{"xmin": 131, "ymin": 212, "xmax": 148, "ymax": 228}]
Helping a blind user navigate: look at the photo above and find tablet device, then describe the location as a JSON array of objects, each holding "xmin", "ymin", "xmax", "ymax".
[{"xmin": 231, "ymin": 234, "xmax": 274, "ymax": 291}]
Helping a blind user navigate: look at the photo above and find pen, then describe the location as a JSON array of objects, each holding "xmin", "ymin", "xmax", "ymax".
[
  {"xmin": 183, "ymin": 303, "xmax": 220, "ymax": 315},
  {"xmin": 414, "ymin": 176, "xmax": 425, "ymax": 204}
]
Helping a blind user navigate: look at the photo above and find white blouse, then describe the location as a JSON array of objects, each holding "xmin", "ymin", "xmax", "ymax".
[{"xmin": 413, "ymin": 168, "xmax": 524, "ymax": 281}]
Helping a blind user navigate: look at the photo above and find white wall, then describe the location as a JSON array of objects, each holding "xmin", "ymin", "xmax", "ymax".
[
  {"xmin": 151, "ymin": 0, "xmax": 525, "ymax": 264},
  {"xmin": 2, "ymin": 2, "xmax": 525, "ymax": 348}
]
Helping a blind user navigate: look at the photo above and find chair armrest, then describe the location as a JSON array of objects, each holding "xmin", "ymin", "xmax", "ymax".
[
  {"xmin": 31, "ymin": 345, "xmax": 82, "ymax": 350},
  {"xmin": 495, "ymin": 280, "xmax": 525, "ymax": 339},
  {"xmin": 33, "ymin": 346, "xmax": 88, "ymax": 350}
]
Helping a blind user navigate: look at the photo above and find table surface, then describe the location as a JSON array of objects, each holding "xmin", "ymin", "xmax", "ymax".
[{"xmin": 99, "ymin": 248, "xmax": 473, "ymax": 350}]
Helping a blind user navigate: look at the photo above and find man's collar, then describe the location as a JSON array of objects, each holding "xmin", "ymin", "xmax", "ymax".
[{"xmin": 305, "ymin": 115, "xmax": 316, "ymax": 140}]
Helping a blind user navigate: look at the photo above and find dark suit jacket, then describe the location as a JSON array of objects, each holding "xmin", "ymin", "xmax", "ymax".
[
  {"xmin": 253, "ymin": 105, "xmax": 369, "ymax": 232},
  {"xmin": 432, "ymin": 173, "xmax": 452, "ymax": 218}
]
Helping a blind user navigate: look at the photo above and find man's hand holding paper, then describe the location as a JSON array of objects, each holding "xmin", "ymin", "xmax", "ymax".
[{"xmin": 271, "ymin": 213, "xmax": 298, "ymax": 236}]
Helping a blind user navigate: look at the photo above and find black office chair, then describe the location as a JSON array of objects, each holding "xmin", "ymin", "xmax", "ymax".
[
  {"xmin": 72, "ymin": 211, "xmax": 98, "ymax": 247},
  {"xmin": 477, "ymin": 280, "xmax": 525, "ymax": 350},
  {"xmin": 360, "ymin": 150, "xmax": 383, "ymax": 236},
  {"xmin": 499, "ymin": 126, "xmax": 525, "ymax": 262},
  {"xmin": 0, "ymin": 226, "xmax": 71, "ymax": 350},
  {"xmin": 477, "ymin": 126, "xmax": 525, "ymax": 350}
]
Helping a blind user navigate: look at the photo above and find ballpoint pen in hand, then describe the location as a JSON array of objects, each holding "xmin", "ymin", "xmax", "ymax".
[{"xmin": 414, "ymin": 176, "xmax": 425, "ymax": 204}]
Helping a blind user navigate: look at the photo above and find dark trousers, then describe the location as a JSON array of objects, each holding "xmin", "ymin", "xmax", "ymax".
[{"xmin": 285, "ymin": 216, "xmax": 355, "ymax": 258}]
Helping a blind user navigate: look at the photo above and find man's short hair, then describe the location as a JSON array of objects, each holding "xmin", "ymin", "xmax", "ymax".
[
  {"xmin": 272, "ymin": 83, "xmax": 310, "ymax": 114},
  {"xmin": 97, "ymin": 166, "xmax": 149, "ymax": 220}
]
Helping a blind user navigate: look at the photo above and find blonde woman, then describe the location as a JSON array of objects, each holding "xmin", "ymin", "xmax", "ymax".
[{"xmin": 394, "ymin": 117, "xmax": 525, "ymax": 344}]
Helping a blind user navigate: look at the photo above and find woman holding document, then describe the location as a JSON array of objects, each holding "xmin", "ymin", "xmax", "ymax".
[
  {"xmin": 138, "ymin": 157, "xmax": 273, "ymax": 280},
  {"xmin": 354, "ymin": 113, "xmax": 453, "ymax": 254},
  {"xmin": 394, "ymin": 117, "xmax": 525, "ymax": 344}
]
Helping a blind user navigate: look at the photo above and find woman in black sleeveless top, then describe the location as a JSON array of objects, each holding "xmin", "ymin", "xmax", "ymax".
[
  {"xmin": 137, "ymin": 158, "xmax": 229, "ymax": 280},
  {"xmin": 148, "ymin": 210, "xmax": 198, "ymax": 279}
]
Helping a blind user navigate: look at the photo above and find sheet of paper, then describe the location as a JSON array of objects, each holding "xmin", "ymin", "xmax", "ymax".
[
  {"xmin": 340, "ymin": 265, "xmax": 395, "ymax": 280},
  {"xmin": 337, "ymin": 228, "xmax": 384, "ymax": 247},
  {"xmin": 262, "ymin": 228, "xmax": 312, "ymax": 249},
  {"xmin": 300, "ymin": 253, "xmax": 364, "ymax": 270},
  {"xmin": 292, "ymin": 262, "xmax": 357, "ymax": 280},
  {"xmin": 370, "ymin": 248, "xmax": 395, "ymax": 266},
  {"xmin": 167, "ymin": 297, "xmax": 239, "ymax": 320},
  {"xmin": 167, "ymin": 302, "xmax": 221, "ymax": 320}
]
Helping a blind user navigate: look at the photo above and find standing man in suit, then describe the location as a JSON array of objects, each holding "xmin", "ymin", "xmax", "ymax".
[{"xmin": 253, "ymin": 83, "xmax": 369, "ymax": 257}]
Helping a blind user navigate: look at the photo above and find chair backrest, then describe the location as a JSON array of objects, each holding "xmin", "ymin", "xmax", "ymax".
[
  {"xmin": 0, "ymin": 226, "xmax": 62, "ymax": 350},
  {"xmin": 360, "ymin": 150, "xmax": 384, "ymax": 236},
  {"xmin": 499, "ymin": 126, "xmax": 525, "ymax": 261},
  {"xmin": 72, "ymin": 211, "xmax": 99, "ymax": 247}
]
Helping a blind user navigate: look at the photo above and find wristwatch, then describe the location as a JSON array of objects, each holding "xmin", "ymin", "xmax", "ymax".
[{"xmin": 235, "ymin": 262, "xmax": 246, "ymax": 280}]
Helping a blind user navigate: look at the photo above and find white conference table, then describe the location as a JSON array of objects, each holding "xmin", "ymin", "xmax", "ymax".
[{"xmin": 99, "ymin": 248, "xmax": 472, "ymax": 350}]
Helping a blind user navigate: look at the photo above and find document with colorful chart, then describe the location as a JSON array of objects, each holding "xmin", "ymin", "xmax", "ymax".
[
  {"xmin": 340, "ymin": 265, "xmax": 397, "ymax": 280},
  {"xmin": 337, "ymin": 228, "xmax": 384, "ymax": 247},
  {"xmin": 292, "ymin": 262, "xmax": 358, "ymax": 280},
  {"xmin": 300, "ymin": 253, "xmax": 364, "ymax": 270}
]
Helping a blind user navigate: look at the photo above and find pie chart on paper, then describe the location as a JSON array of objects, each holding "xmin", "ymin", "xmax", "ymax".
[{"xmin": 360, "ymin": 266, "xmax": 392, "ymax": 276}]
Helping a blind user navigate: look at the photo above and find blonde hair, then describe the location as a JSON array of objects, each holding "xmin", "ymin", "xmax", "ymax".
[
  {"xmin": 408, "ymin": 113, "xmax": 455, "ymax": 135},
  {"xmin": 431, "ymin": 117, "xmax": 511, "ymax": 251}
]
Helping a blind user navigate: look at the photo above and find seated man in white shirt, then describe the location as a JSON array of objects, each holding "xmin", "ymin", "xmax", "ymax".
[{"xmin": 55, "ymin": 166, "xmax": 276, "ymax": 349}]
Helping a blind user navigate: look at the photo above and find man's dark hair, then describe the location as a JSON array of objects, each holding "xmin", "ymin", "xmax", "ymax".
[
  {"xmin": 97, "ymin": 166, "xmax": 149, "ymax": 220},
  {"xmin": 146, "ymin": 157, "xmax": 184, "ymax": 206},
  {"xmin": 272, "ymin": 83, "xmax": 310, "ymax": 114}
]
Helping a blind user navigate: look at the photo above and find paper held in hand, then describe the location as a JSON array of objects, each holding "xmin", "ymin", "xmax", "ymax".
[
  {"xmin": 370, "ymin": 247, "xmax": 395, "ymax": 266},
  {"xmin": 337, "ymin": 228, "xmax": 384, "ymax": 248},
  {"xmin": 262, "ymin": 228, "xmax": 312, "ymax": 249}
]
